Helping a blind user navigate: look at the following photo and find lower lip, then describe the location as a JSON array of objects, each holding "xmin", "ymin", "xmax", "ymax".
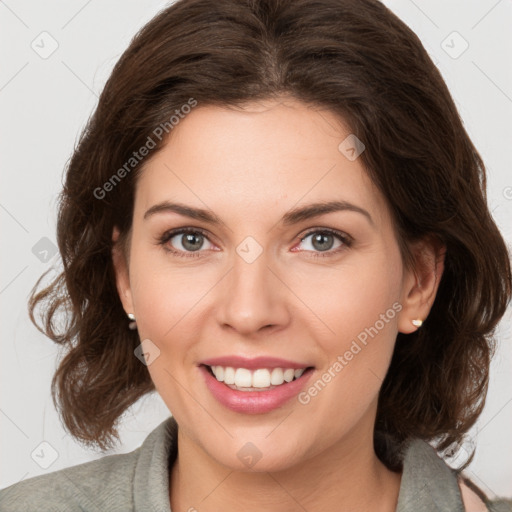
[{"xmin": 200, "ymin": 365, "xmax": 314, "ymax": 414}]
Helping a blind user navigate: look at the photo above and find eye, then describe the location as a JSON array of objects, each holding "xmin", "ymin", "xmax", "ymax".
[
  {"xmin": 157, "ymin": 227, "xmax": 352, "ymax": 259},
  {"xmin": 294, "ymin": 228, "xmax": 352, "ymax": 258},
  {"xmin": 158, "ymin": 228, "xmax": 215, "ymax": 258}
]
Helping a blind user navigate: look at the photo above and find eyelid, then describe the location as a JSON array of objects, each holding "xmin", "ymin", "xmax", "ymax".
[{"xmin": 297, "ymin": 226, "xmax": 353, "ymax": 244}]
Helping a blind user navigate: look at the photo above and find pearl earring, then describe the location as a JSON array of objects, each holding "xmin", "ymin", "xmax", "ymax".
[
  {"xmin": 411, "ymin": 319, "xmax": 423, "ymax": 327},
  {"xmin": 127, "ymin": 313, "xmax": 137, "ymax": 330}
]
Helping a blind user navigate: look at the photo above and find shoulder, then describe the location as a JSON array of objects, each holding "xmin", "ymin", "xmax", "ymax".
[
  {"xmin": 458, "ymin": 477, "xmax": 489, "ymax": 512},
  {"xmin": 458, "ymin": 476, "xmax": 512, "ymax": 512},
  {"xmin": 0, "ymin": 416, "xmax": 177, "ymax": 512},
  {"xmin": 396, "ymin": 438, "xmax": 512, "ymax": 512},
  {"xmin": 0, "ymin": 448, "xmax": 140, "ymax": 512}
]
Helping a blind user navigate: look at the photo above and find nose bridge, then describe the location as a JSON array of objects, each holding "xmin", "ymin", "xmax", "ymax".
[{"xmin": 217, "ymin": 245, "xmax": 289, "ymax": 335}]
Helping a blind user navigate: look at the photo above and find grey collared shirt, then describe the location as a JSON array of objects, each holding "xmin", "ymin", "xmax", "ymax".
[{"xmin": 0, "ymin": 416, "xmax": 510, "ymax": 511}]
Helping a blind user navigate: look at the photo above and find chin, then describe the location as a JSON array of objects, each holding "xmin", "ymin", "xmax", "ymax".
[
  {"xmin": 215, "ymin": 446, "xmax": 305, "ymax": 473},
  {"xmin": 197, "ymin": 428, "xmax": 310, "ymax": 473}
]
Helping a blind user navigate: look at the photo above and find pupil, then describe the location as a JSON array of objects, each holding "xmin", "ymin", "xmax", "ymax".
[
  {"xmin": 312, "ymin": 233, "xmax": 333, "ymax": 251},
  {"xmin": 183, "ymin": 233, "xmax": 203, "ymax": 251}
]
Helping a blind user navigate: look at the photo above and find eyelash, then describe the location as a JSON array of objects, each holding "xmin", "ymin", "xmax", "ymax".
[{"xmin": 157, "ymin": 227, "xmax": 353, "ymax": 259}]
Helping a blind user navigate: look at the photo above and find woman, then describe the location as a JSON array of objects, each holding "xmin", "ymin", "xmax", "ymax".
[{"xmin": 1, "ymin": 0, "xmax": 510, "ymax": 510}]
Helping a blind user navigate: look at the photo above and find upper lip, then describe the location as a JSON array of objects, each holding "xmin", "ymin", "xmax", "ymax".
[{"xmin": 199, "ymin": 356, "xmax": 313, "ymax": 370}]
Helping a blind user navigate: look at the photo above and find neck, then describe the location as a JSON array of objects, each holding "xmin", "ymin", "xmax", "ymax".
[{"xmin": 169, "ymin": 422, "xmax": 402, "ymax": 512}]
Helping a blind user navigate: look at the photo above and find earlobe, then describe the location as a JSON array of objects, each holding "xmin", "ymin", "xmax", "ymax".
[
  {"xmin": 111, "ymin": 226, "xmax": 134, "ymax": 315},
  {"xmin": 397, "ymin": 237, "xmax": 446, "ymax": 334}
]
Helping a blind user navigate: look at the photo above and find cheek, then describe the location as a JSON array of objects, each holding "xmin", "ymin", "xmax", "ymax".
[
  {"xmin": 292, "ymin": 248, "xmax": 401, "ymax": 415},
  {"xmin": 129, "ymin": 247, "xmax": 218, "ymax": 342},
  {"xmin": 291, "ymin": 245, "xmax": 402, "ymax": 348},
  {"xmin": 127, "ymin": 250, "xmax": 225, "ymax": 411},
  {"xmin": 128, "ymin": 253, "xmax": 213, "ymax": 414}
]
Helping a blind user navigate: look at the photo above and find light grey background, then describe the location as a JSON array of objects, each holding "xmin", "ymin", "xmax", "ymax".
[{"xmin": 1, "ymin": 0, "xmax": 511, "ymax": 499}]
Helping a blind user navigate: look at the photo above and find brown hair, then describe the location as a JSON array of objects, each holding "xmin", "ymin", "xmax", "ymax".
[{"xmin": 29, "ymin": 0, "xmax": 511, "ymax": 469}]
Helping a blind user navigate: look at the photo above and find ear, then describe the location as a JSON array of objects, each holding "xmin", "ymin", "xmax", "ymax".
[
  {"xmin": 397, "ymin": 236, "xmax": 446, "ymax": 334},
  {"xmin": 111, "ymin": 226, "xmax": 135, "ymax": 315}
]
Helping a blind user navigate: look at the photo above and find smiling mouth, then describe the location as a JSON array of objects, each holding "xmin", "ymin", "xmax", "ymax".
[{"xmin": 202, "ymin": 364, "xmax": 314, "ymax": 392}]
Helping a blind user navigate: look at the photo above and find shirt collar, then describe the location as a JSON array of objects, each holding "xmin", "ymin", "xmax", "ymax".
[
  {"xmin": 134, "ymin": 416, "xmax": 464, "ymax": 512},
  {"xmin": 395, "ymin": 437, "xmax": 464, "ymax": 511}
]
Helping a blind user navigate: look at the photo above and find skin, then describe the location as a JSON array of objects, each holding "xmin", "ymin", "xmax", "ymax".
[{"xmin": 112, "ymin": 96, "xmax": 445, "ymax": 511}]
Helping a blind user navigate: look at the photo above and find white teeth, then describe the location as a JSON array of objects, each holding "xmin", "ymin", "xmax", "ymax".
[
  {"xmin": 252, "ymin": 369, "xmax": 271, "ymax": 388},
  {"xmin": 283, "ymin": 369, "xmax": 294, "ymax": 382},
  {"xmin": 294, "ymin": 368, "xmax": 305, "ymax": 379},
  {"xmin": 224, "ymin": 366, "xmax": 235, "ymax": 385},
  {"xmin": 215, "ymin": 366, "xmax": 224, "ymax": 382},
  {"xmin": 234, "ymin": 368, "xmax": 252, "ymax": 387},
  {"xmin": 208, "ymin": 365, "xmax": 308, "ymax": 390},
  {"xmin": 270, "ymin": 368, "xmax": 284, "ymax": 385}
]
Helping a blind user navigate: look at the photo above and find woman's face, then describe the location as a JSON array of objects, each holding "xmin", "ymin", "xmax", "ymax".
[{"xmin": 113, "ymin": 97, "xmax": 429, "ymax": 472}]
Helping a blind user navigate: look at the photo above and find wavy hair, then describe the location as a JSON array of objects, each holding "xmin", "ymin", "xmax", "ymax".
[{"xmin": 28, "ymin": 0, "xmax": 511, "ymax": 470}]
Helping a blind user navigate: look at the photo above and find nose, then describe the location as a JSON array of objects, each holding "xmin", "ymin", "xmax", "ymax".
[{"xmin": 215, "ymin": 249, "xmax": 291, "ymax": 336}]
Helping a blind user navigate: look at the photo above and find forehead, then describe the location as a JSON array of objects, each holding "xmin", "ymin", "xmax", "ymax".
[{"xmin": 134, "ymin": 98, "xmax": 389, "ymax": 227}]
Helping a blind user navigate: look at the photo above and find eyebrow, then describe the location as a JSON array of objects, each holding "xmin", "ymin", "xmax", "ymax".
[{"xmin": 143, "ymin": 200, "xmax": 374, "ymax": 227}]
